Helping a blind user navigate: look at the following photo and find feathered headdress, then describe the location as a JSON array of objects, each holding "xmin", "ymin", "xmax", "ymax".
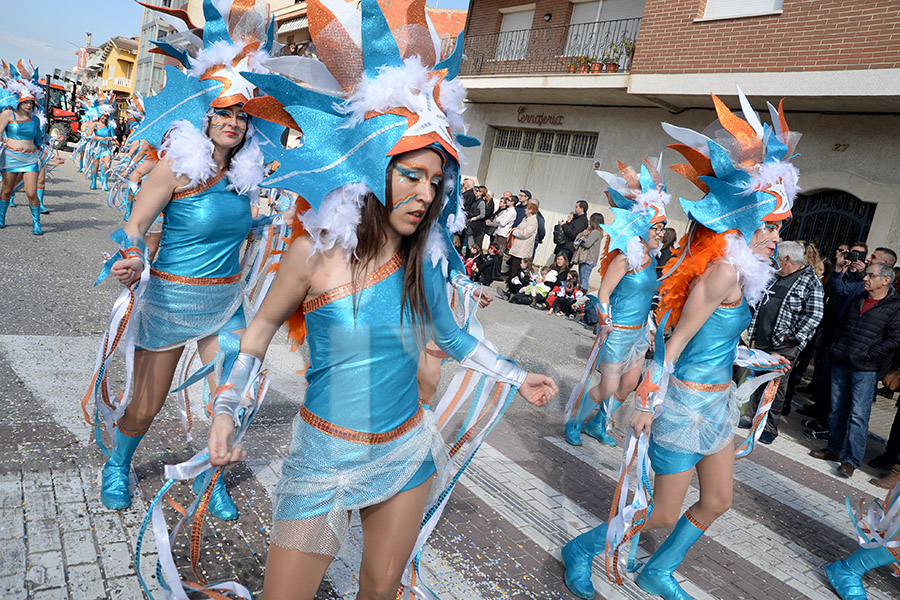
[
  {"xmin": 129, "ymin": 0, "xmax": 297, "ymax": 191},
  {"xmin": 124, "ymin": 92, "xmax": 145, "ymax": 122},
  {"xmin": 595, "ymin": 157, "xmax": 671, "ymax": 271},
  {"xmin": 663, "ymin": 85, "xmax": 801, "ymax": 241},
  {"xmin": 239, "ymin": 0, "xmax": 476, "ymax": 265},
  {"xmin": 0, "ymin": 59, "xmax": 44, "ymax": 108}
]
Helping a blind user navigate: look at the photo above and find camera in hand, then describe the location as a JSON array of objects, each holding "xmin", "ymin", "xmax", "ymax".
[{"xmin": 846, "ymin": 250, "xmax": 867, "ymax": 263}]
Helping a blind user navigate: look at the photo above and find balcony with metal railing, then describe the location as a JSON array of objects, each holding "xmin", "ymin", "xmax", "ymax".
[{"xmin": 453, "ymin": 17, "xmax": 641, "ymax": 77}]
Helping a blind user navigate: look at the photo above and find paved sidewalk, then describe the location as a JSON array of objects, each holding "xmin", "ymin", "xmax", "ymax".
[{"xmin": 1, "ymin": 157, "xmax": 899, "ymax": 599}]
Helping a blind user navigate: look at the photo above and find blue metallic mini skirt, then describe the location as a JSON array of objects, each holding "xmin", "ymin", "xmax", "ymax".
[
  {"xmin": 0, "ymin": 146, "xmax": 41, "ymax": 173},
  {"xmin": 597, "ymin": 323, "xmax": 650, "ymax": 377}
]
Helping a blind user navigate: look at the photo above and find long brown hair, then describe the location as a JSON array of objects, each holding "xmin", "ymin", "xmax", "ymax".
[{"xmin": 352, "ymin": 156, "xmax": 445, "ymax": 342}]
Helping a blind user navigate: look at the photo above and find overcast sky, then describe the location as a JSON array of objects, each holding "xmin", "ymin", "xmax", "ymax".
[{"xmin": 0, "ymin": 0, "xmax": 469, "ymax": 80}]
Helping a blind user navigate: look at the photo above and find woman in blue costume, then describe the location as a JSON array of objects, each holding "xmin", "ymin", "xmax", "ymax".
[
  {"xmin": 206, "ymin": 1, "xmax": 557, "ymax": 598},
  {"xmin": 87, "ymin": 110, "xmax": 116, "ymax": 191},
  {"xmin": 0, "ymin": 78, "xmax": 46, "ymax": 234},
  {"xmin": 85, "ymin": 0, "xmax": 292, "ymax": 523},
  {"xmin": 562, "ymin": 90, "xmax": 799, "ymax": 599},
  {"xmin": 564, "ymin": 158, "xmax": 670, "ymax": 447}
]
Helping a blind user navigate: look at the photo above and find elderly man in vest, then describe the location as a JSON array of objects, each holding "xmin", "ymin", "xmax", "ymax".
[{"xmin": 740, "ymin": 241, "xmax": 824, "ymax": 443}]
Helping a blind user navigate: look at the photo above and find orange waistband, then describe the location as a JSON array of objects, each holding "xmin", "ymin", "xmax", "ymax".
[
  {"xmin": 674, "ymin": 378, "xmax": 731, "ymax": 392},
  {"xmin": 150, "ymin": 269, "xmax": 241, "ymax": 285},
  {"xmin": 300, "ymin": 404, "xmax": 423, "ymax": 444},
  {"xmin": 6, "ymin": 146, "xmax": 40, "ymax": 154},
  {"xmin": 612, "ymin": 323, "xmax": 643, "ymax": 331}
]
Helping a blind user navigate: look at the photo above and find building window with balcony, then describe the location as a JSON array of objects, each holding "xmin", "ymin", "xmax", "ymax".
[
  {"xmin": 565, "ymin": 0, "xmax": 643, "ymax": 67},
  {"xmin": 701, "ymin": 0, "xmax": 783, "ymax": 21},
  {"xmin": 495, "ymin": 5, "xmax": 535, "ymax": 61}
]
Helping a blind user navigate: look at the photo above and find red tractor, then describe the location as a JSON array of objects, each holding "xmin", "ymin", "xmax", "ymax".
[{"xmin": 43, "ymin": 80, "xmax": 81, "ymax": 150}]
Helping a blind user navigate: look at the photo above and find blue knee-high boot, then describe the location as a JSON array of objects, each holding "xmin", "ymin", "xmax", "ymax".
[
  {"xmin": 192, "ymin": 470, "xmax": 239, "ymax": 521},
  {"xmin": 583, "ymin": 396, "xmax": 623, "ymax": 446},
  {"xmin": 0, "ymin": 200, "xmax": 8, "ymax": 228},
  {"xmin": 101, "ymin": 171, "xmax": 109, "ymax": 191},
  {"xmin": 562, "ymin": 521, "xmax": 609, "ymax": 599},
  {"xmin": 565, "ymin": 387, "xmax": 598, "ymax": 446},
  {"xmin": 635, "ymin": 511, "xmax": 708, "ymax": 600},
  {"xmin": 123, "ymin": 200, "xmax": 133, "ymax": 222},
  {"xmin": 825, "ymin": 546, "xmax": 897, "ymax": 600},
  {"xmin": 101, "ymin": 426, "xmax": 146, "ymax": 510},
  {"xmin": 37, "ymin": 189, "xmax": 49, "ymax": 214},
  {"xmin": 90, "ymin": 173, "xmax": 98, "ymax": 189},
  {"xmin": 29, "ymin": 205, "xmax": 43, "ymax": 235}
]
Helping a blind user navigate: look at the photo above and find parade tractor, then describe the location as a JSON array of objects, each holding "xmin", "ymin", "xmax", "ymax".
[{"xmin": 44, "ymin": 81, "xmax": 81, "ymax": 150}]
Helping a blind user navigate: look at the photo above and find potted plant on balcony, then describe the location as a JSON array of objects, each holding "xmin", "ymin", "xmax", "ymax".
[
  {"xmin": 589, "ymin": 55, "xmax": 602, "ymax": 73},
  {"xmin": 602, "ymin": 43, "xmax": 620, "ymax": 73},
  {"xmin": 620, "ymin": 36, "xmax": 637, "ymax": 68}
]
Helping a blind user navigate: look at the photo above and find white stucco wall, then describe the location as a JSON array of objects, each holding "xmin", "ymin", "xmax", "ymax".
[{"xmin": 459, "ymin": 102, "xmax": 900, "ymax": 269}]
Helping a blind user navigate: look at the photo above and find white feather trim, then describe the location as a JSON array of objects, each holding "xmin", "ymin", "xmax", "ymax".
[
  {"xmin": 300, "ymin": 182, "xmax": 369, "ymax": 258},
  {"xmin": 225, "ymin": 125, "xmax": 265, "ymax": 196},
  {"xmin": 188, "ymin": 40, "xmax": 243, "ymax": 77},
  {"xmin": 426, "ymin": 222, "xmax": 450, "ymax": 276},
  {"xmin": 742, "ymin": 159, "xmax": 800, "ymax": 208},
  {"xmin": 159, "ymin": 120, "xmax": 217, "ymax": 187},
  {"xmin": 632, "ymin": 187, "xmax": 672, "ymax": 218},
  {"xmin": 625, "ymin": 236, "xmax": 646, "ymax": 271},
  {"xmin": 438, "ymin": 77, "xmax": 468, "ymax": 136},
  {"xmin": 724, "ymin": 233, "xmax": 777, "ymax": 307}
]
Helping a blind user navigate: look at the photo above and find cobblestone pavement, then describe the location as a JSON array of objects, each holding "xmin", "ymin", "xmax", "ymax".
[{"xmin": 1, "ymin": 156, "xmax": 899, "ymax": 599}]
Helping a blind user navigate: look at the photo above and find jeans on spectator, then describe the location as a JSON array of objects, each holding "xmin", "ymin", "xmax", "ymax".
[
  {"xmin": 577, "ymin": 263, "xmax": 594, "ymax": 290},
  {"xmin": 827, "ymin": 363, "xmax": 878, "ymax": 468}
]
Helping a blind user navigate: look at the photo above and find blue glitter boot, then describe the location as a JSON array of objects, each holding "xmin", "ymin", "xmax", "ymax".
[
  {"xmin": 101, "ymin": 171, "xmax": 109, "ymax": 192},
  {"xmin": 29, "ymin": 206, "xmax": 43, "ymax": 236},
  {"xmin": 565, "ymin": 387, "xmax": 596, "ymax": 446},
  {"xmin": 37, "ymin": 188, "xmax": 49, "ymax": 214},
  {"xmin": 193, "ymin": 471, "xmax": 239, "ymax": 521},
  {"xmin": 825, "ymin": 546, "xmax": 896, "ymax": 600},
  {"xmin": 0, "ymin": 200, "xmax": 8, "ymax": 228},
  {"xmin": 90, "ymin": 173, "xmax": 98, "ymax": 189},
  {"xmin": 561, "ymin": 521, "xmax": 608, "ymax": 599},
  {"xmin": 635, "ymin": 511, "xmax": 707, "ymax": 600},
  {"xmin": 583, "ymin": 396, "xmax": 622, "ymax": 447},
  {"xmin": 101, "ymin": 426, "xmax": 146, "ymax": 510}
]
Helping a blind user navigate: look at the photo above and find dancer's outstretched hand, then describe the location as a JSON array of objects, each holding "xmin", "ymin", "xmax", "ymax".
[
  {"xmin": 519, "ymin": 373, "xmax": 558, "ymax": 406},
  {"xmin": 209, "ymin": 414, "xmax": 246, "ymax": 467},
  {"xmin": 110, "ymin": 257, "xmax": 143, "ymax": 286},
  {"xmin": 475, "ymin": 288, "xmax": 494, "ymax": 308}
]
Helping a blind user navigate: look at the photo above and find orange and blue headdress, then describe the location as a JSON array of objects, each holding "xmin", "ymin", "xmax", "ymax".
[
  {"xmin": 595, "ymin": 157, "xmax": 671, "ymax": 270},
  {"xmin": 664, "ymin": 86, "xmax": 800, "ymax": 241},
  {"xmin": 239, "ymin": 0, "xmax": 476, "ymax": 266},
  {"xmin": 0, "ymin": 59, "xmax": 44, "ymax": 113}
]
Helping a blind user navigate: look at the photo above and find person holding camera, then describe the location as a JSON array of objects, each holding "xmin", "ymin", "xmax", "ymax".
[{"xmin": 553, "ymin": 200, "xmax": 589, "ymax": 261}]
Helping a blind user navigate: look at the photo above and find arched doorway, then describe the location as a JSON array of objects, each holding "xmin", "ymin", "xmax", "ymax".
[{"xmin": 782, "ymin": 189, "xmax": 876, "ymax": 256}]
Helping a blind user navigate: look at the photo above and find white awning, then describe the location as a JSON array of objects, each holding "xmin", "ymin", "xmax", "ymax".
[{"xmin": 277, "ymin": 17, "xmax": 308, "ymax": 35}]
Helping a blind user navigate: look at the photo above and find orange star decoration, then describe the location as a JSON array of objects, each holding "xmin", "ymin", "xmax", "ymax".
[{"xmin": 200, "ymin": 41, "xmax": 261, "ymax": 107}]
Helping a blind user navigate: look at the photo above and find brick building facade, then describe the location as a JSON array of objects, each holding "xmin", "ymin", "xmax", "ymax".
[{"xmin": 456, "ymin": 0, "xmax": 900, "ymax": 271}]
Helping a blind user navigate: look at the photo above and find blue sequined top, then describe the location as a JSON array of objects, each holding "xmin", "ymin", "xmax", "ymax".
[
  {"xmin": 152, "ymin": 173, "xmax": 251, "ymax": 278},
  {"xmin": 674, "ymin": 299, "xmax": 751, "ymax": 385},
  {"xmin": 5, "ymin": 115, "xmax": 42, "ymax": 146},
  {"xmin": 94, "ymin": 123, "xmax": 116, "ymax": 147},
  {"xmin": 303, "ymin": 258, "xmax": 477, "ymax": 434},
  {"xmin": 610, "ymin": 257, "xmax": 658, "ymax": 327}
]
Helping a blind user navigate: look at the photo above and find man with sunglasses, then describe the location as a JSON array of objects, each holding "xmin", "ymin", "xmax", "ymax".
[{"xmin": 811, "ymin": 260, "xmax": 900, "ymax": 478}]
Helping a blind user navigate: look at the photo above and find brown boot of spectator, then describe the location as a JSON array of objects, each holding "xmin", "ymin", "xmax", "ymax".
[{"xmin": 870, "ymin": 464, "xmax": 900, "ymax": 489}]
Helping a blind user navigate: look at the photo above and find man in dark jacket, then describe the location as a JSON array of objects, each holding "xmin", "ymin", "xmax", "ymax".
[
  {"xmin": 811, "ymin": 261, "xmax": 900, "ymax": 477},
  {"xmin": 553, "ymin": 200, "xmax": 589, "ymax": 261}
]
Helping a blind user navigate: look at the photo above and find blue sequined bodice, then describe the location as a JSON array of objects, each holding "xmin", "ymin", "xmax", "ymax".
[
  {"xmin": 610, "ymin": 257, "xmax": 658, "ymax": 327},
  {"xmin": 303, "ymin": 259, "xmax": 477, "ymax": 434},
  {"xmin": 674, "ymin": 300, "xmax": 751, "ymax": 385},
  {"xmin": 152, "ymin": 174, "xmax": 252, "ymax": 278},
  {"xmin": 6, "ymin": 116, "xmax": 41, "ymax": 142},
  {"xmin": 94, "ymin": 124, "xmax": 115, "ymax": 145}
]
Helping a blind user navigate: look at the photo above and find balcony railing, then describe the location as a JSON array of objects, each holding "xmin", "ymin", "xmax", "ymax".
[{"xmin": 453, "ymin": 17, "xmax": 641, "ymax": 77}]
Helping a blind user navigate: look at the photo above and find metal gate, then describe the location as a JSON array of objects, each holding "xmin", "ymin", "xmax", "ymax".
[{"xmin": 782, "ymin": 190, "xmax": 876, "ymax": 256}]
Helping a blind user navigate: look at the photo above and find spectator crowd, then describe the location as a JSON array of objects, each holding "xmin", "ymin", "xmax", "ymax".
[{"xmin": 454, "ymin": 178, "xmax": 900, "ymax": 486}]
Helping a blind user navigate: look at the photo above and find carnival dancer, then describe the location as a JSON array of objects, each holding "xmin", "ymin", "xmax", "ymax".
[
  {"xmin": 88, "ymin": 107, "xmax": 116, "ymax": 191},
  {"xmin": 204, "ymin": 1, "xmax": 557, "ymax": 598},
  {"xmin": 564, "ymin": 159, "xmax": 670, "ymax": 447},
  {"xmin": 0, "ymin": 74, "xmax": 47, "ymax": 234},
  {"xmin": 561, "ymin": 88, "xmax": 798, "ymax": 599},
  {"xmin": 84, "ymin": 0, "xmax": 295, "ymax": 526}
]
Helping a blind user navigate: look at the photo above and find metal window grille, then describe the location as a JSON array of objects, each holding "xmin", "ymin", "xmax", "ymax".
[
  {"xmin": 536, "ymin": 132, "xmax": 554, "ymax": 153},
  {"xmin": 570, "ymin": 134, "xmax": 598, "ymax": 157},
  {"xmin": 553, "ymin": 133, "xmax": 571, "ymax": 155},
  {"xmin": 522, "ymin": 130, "xmax": 538, "ymax": 151}
]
